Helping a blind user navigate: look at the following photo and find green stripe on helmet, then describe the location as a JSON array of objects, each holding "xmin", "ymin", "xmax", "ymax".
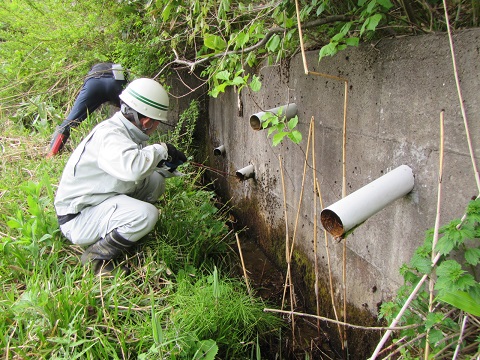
[{"xmin": 127, "ymin": 88, "xmax": 168, "ymax": 111}]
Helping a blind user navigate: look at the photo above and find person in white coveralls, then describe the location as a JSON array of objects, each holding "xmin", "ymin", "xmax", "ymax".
[{"xmin": 54, "ymin": 78, "xmax": 187, "ymax": 275}]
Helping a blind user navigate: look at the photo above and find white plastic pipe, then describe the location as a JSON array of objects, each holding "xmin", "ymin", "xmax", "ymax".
[
  {"xmin": 213, "ymin": 145, "xmax": 225, "ymax": 156},
  {"xmin": 321, "ymin": 165, "xmax": 414, "ymax": 238},
  {"xmin": 250, "ymin": 103, "xmax": 298, "ymax": 130},
  {"xmin": 236, "ymin": 164, "xmax": 255, "ymax": 180}
]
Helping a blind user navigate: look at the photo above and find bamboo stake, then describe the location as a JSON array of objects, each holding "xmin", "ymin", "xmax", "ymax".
[
  {"xmin": 425, "ymin": 110, "xmax": 445, "ymax": 359},
  {"xmin": 264, "ymin": 308, "xmax": 423, "ymax": 331},
  {"xmin": 235, "ymin": 233, "xmax": 252, "ymax": 296},
  {"xmin": 443, "ymin": 0, "xmax": 480, "ymax": 193},
  {"xmin": 280, "ymin": 118, "xmax": 314, "ymax": 345},
  {"xmin": 316, "ymin": 179, "xmax": 344, "ymax": 344},
  {"xmin": 311, "ymin": 116, "xmax": 321, "ymax": 334},
  {"xmin": 294, "ymin": 0, "xmax": 309, "ymax": 75},
  {"xmin": 281, "ymin": 118, "xmax": 313, "ymax": 308},
  {"xmin": 279, "ymin": 155, "xmax": 289, "ymax": 274}
]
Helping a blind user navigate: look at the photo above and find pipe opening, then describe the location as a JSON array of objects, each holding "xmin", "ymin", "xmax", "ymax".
[
  {"xmin": 320, "ymin": 209, "xmax": 344, "ymax": 238},
  {"xmin": 249, "ymin": 103, "xmax": 297, "ymax": 131},
  {"xmin": 236, "ymin": 164, "xmax": 255, "ymax": 181},
  {"xmin": 213, "ymin": 145, "xmax": 225, "ymax": 156},
  {"xmin": 250, "ymin": 115, "xmax": 262, "ymax": 131}
]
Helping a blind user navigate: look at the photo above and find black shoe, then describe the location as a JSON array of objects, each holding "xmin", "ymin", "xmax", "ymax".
[{"xmin": 91, "ymin": 260, "xmax": 131, "ymax": 276}]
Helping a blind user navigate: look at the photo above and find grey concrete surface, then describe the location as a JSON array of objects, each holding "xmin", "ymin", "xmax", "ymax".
[{"xmin": 203, "ymin": 28, "xmax": 480, "ymax": 317}]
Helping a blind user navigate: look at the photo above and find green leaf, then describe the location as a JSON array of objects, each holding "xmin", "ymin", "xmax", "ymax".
[
  {"xmin": 231, "ymin": 76, "xmax": 245, "ymax": 86},
  {"xmin": 366, "ymin": 14, "xmax": 383, "ymax": 31},
  {"xmin": 266, "ymin": 34, "xmax": 281, "ymax": 52},
  {"xmin": 288, "ymin": 130, "xmax": 302, "ymax": 144},
  {"xmin": 215, "ymin": 70, "xmax": 230, "ymax": 81},
  {"xmin": 425, "ymin": 312, "xmax": 444, "ymax": 330},
  {"xmin": 435, "ymin": 235, "xmax": 455, "ymax": 255},
  {"xmin": 319, "ymin": 42, "xmax": 338, "ymax": 60},
  {"xmin": 427, "ymin": 329, "xmax": 444, "ymax": 346},
  {"xmin": 235, "ymin": 31, "xmax": 249, "ymax": 48},
  {"xmin": 272, "ymin": 132, "xmax": 288, "ymax": 146},
  {"xmin": 204, "ymin": 34, "xmax": 226, "ymax": 51},
  {"xmin": 410, "ymin": 252, "xmax": 432, "ymax": 274},
  {"xmin": 249, "ymin": 75, "xmax": 261, "ymax": 92},
  {"xmin": 377, "ymin": 0, "xmax": 394, "ymax": 9},
  {"xmin": 465, "ymin": 247, "xmax": 480, "ymax": 265},
  {"xmin": 287, "ymin": 116, "xmax": 298, "ymax": 130},
  {"xmin": 438, "ymin": 290, "xmax": 480, "ymax": 316},
  {"xmin": 344, "ymin": 37, "xmax": 360, "ymax": 46}
]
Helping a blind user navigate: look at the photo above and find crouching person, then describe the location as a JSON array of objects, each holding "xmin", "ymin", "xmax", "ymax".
[{"xmin": 54, "ymin": 78, "xmax": 187, "ymax": 276}]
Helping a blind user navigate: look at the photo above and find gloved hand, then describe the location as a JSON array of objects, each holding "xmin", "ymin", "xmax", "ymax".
[
  {"xmin": 165, "ymin": 143, "xmax": 187, "ymax": 164},
  {"xmin": 158, "ymin": 143, "xmax": 187, "ymax": 169}
]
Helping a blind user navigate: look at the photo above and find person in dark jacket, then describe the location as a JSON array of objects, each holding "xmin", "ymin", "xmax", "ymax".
[{"xmin": 47, "ymin": 62, "xmax": 128, "ymax": 158}]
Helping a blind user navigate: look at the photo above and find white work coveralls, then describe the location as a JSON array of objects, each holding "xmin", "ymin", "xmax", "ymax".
[{"xmin": 54, "ymin": 112, "xmax": 169, "ymax": 246}]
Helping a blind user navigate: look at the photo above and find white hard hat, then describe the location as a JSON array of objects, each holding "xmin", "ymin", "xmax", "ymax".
[{"xmin": 119, "ymin": 78, "xmax": 169, "ymax": 121}]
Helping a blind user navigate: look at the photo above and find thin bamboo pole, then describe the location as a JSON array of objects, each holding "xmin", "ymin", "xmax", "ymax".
[
  {"xmin": 279, "ymin": 155, "xmax": 289, "ymax": 272},
  {"xmin": 425, "ymin": 111, "xmax": 445, "ymax": 359},
  {"xmin": 443, "ymin": 0, "xmax": 480, "ymax": 193},
  {"xmin": 235, "ymin": 233, "xmax": 252, "ymax": 296},
  {"xmin": 311, "ymin": 117, "xmax": 321, "ymax": 333},
  {"xmin": 264, "ymin": 308, "xmax": 422, "ymax": 331},
  {"xmin": 281, "ymin": 119, "xmax": 313, "ymax": 308},
  {"xmin": 317, "ymin": 178, "xmax": 344, "ymax": 345}
]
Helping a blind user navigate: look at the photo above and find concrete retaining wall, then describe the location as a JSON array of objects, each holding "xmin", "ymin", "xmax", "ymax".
[{"xmin": 202, "ymin": 28, "xmax": 480, "ymax": 319}]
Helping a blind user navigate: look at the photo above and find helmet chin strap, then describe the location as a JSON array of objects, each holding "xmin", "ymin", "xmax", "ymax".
[{"xmin": 121, "ymin": 104, "xmax": 150, "ymax": 134}]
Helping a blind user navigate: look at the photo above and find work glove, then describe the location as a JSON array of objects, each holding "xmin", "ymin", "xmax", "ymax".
[{"xmin": 158, "ymin": 143, "xmax": 187, "ymax": 170}]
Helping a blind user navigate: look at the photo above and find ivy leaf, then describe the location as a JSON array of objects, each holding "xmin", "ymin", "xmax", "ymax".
[{"xmin": 465, "ymin": 247, "xmax": 480, "ymax": 266}]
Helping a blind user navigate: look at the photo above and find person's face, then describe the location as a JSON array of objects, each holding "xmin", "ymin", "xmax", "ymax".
[{"xmin": 140, "ymin": 117, "xmax": 161, "ymax": 136}]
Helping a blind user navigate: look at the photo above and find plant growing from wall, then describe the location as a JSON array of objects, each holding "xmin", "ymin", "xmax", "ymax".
[
  {"xmin": 378, "ymin": 198, "xmax": 480, "ymax": 358},
  {"xmin": 261, "ymin": 111, "xmax": 303, "ymax": 146}
]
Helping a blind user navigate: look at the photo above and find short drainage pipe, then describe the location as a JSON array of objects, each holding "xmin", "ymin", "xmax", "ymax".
[
  {"xmin": 320, "ymin": 165, "xmax": 414, "ymax": 238},
  {"xmin": 236, "ymin": 164, "xmax": 255, "ymax": 180},
  {"xmin": 213, "ymin": 145, "xmax": 225, "ymax": 156},
  {"xmin": 250, "ymin": 103, "xmax": 298, "ymax": 130}
]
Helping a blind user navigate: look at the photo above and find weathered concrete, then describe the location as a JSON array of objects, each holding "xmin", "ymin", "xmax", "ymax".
[{"xmin": 204, "ymin": 27, "xmax": 480, "ymax": 320}]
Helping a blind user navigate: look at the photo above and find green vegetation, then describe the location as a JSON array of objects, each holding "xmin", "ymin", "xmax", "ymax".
[
  {"xmin": 0, "ymin": 104, "xmax": 283, "ymax": 358},
  {"xmin": 1, "ymin": 0, "xmax": 479, "ymax": 358},
  {"xmin": 379, "ymin": 199, "xmax": 480, "ymax": 358}
]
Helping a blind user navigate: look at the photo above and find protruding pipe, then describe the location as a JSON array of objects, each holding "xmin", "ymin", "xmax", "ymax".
[
  {"xmin": 213, "ymin": 145, "xmax": 225, "ymax": 156},
  {"xmin": 250, "ymin": 103, "xmax": 298, "ymax": 130},
  {"xmin": 236, "ymin": 164, "xmax": 255, "ymax": 180},
  {"xmin": 320, "ymin": 165, "xmax": 414, "ymax": 238}
]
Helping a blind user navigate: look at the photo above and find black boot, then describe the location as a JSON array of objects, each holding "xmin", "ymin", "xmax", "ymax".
[{"xmin": 81, "ymin": 229, "xmax": 133, "ymax": 276}]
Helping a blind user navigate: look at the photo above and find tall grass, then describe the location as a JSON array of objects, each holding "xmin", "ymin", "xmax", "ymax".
[{"xmin": 0, "ymin": 103, "xmax": 283, "ymax": 359}]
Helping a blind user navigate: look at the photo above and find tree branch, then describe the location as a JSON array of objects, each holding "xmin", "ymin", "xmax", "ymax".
[{"xmin": 172, "ymin": 15, "xmax": 353, "ymax": 72}]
